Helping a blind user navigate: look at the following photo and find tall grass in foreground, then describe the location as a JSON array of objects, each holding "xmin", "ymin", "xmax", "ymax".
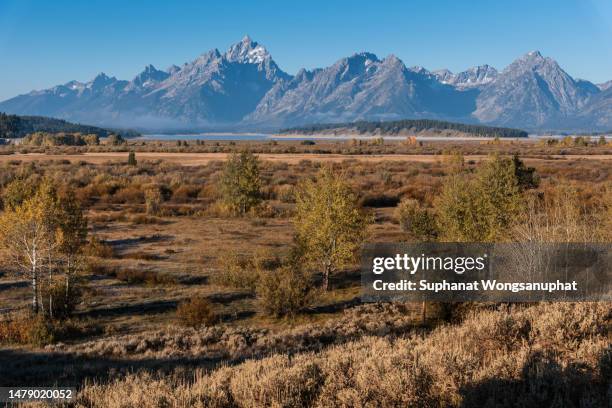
[{"xmin": 69, "ymin": 302, "xmax": 610, "ymax": 407}]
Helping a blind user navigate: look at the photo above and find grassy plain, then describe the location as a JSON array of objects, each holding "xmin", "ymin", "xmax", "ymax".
[{"xmin": 0, "ymin": 138, "xmax": 609, "ymax": 406}]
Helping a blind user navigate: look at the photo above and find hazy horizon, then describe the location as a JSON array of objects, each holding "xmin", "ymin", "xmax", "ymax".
[{"xmin": 1, "ymin": 0, "xmax": 611, "ymax": 101}]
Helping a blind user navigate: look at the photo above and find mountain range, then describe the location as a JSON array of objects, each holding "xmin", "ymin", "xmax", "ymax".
[{"xmin": 0, "ymin": 36, "xmax": 610, "ymax": 132}]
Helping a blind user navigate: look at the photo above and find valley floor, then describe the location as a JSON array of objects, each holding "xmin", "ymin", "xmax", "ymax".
[
  {"xmin": 1, "ymin": 151, "xmax": 612, "ymax": 166},
  {"xmin": 0, "ymin": 140, "xmax": 609, "ymax": 407}
]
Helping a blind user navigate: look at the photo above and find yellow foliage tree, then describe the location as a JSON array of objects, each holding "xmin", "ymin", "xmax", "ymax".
[
  {"xmin": 294, "ymin": 167, "xmax": 368, "ymax": 290},
  {"xmin": 0, "ymin": 181, "xmax": 61, "ymax": 313}
]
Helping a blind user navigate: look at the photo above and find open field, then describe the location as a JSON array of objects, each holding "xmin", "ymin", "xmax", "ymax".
[
  {"xmin": 0, "ymin": 139, "xmax": 610, "ymax": 406},
  {"xmin": 1, "ymin": 151, "xmax": 612, "ymax": 165}
]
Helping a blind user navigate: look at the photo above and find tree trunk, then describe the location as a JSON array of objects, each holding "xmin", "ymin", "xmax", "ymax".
[
  {"xmin": 323, "ymin": 263, "xmax": 331, "ymax": 291},
  {"xmin": 32, "ymin": 267, "xmax": 38, "ymax": 314}
]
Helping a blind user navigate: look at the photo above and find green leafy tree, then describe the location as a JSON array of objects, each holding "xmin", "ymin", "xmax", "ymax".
[
  {"xmin": 294, "ymin": 167, "xmax": 368, "ymax": 290},
  {"xmin": 219, "ymin": 151, "xmax": 262, "ymax": 215},
  {"xmin": 434, "ymin": 174, "xmax": 483, "ymax": 242},
  {"xmin": 55, "ymin": 190, "xmax": 87, "ymax": 317},
  {"xmin": 435, "ymin": 155, "xmax": 525, "ymax": 242}
]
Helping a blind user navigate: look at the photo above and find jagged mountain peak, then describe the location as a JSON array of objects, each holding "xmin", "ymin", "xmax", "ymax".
[
  {"xmin": 409, "ymin": 65, "xmax": 429, "ymax": 74},
  {"xmin": 350, "ymin": 52, "xmax": 380, "ymax": 62},
  {"xmin": 380, "ymin": 54, "xmax": 406, "ymax": 70},
  {"xmin": 193, "ymin": 48, "xmax": 222, "ymax": 65},
  {"xmin": 508, "ymin": 50, "xmax": 556, "ymax": 71},
  {"xmin": 131, "ymin": 64, "xmax": 169, "ymax": 88},
  {"xmin": 225, "ymin": 35, "xmax": 271, "ymax": 64},
  {"xmin": 524, "ymin": 50, "xmax": 543, "ymax": 59},
  {"xmin": 89, "ymin": 72, "xmax": 116, "ymax": 89},
  {"xmin": 166, "ymin": 65, "xmax": 181, "ymax": 74},
  {"xmin": 474, "ymin": 51, "xmax": 600, "ymax": 127},
  {"xmin": 0, "ymin": 45, "xmax": 609, "ymax": 131},
  {"xmin": 142, "ymin": 64, "xmax": 159, "ymax": 73},
  {"xmin": 93, "ymin": 72, "xmax": 110, "ymax": 81}
]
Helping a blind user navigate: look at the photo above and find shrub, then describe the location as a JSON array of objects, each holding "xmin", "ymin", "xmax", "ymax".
[
  {"xmin": 113, "ymin": 269, "xmax": 177, "ymax": 286},
  {"xmin": 256, "ymin": 266, "xmax": 316, "ymax": 317},
  {"xmin": 112, "ymin": 185, "xmax": 144, "ymax": 204},
  {"xmin": 171, "ymin": 185, "xmax": 200, "ymax": 203},
  {"xmin": 129, "ymin": 214, "xmax": 161, "ymax": 225},
  {"xmin": 144, "ymin": 186, "xmax": 162, "ymax": 215},
  {"xmin": 176, "ymin": 297, "xmax": 216, "ymax": 328},
  {"xmin": 69, "ymin": 303, "xmax": 612, "ymax": 407},
  {"xmin": 84, "ymin": 235, "xmax": 115, "ymax": 258},
  {"xmin": 0, "ymin": 314, "xmax": 55, "ymax": 346},
  {"xmin": 214, "ymin": 250, "xmax": 270, "ymax": 291},
  {"xmin": 396, "ymin": 198, "xmax": 437, "ymax": 241},
  {"xmin": 275, "ymin": 184, "xmax": 295, "ymax": 203}
]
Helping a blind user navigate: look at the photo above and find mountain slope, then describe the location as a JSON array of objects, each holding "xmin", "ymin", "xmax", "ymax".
[
  {"xmin": 0, "ymin": 36, "xmax": 290, "ymax": 128},
  {"xmin": 247, "ymin": 53, "xmax": 477, "ymax": 127},
  {"xmin": 0, "ymin": 41, "xmax": 609, "ymax": 131},
  {"xmin": 598, "ymin": 80, "xmax": 612, "ymax": 91},
  {"xmin": 574, "ymin": 87, "xmax": 612, "ymax": 129},
  {"xmin": 473, "ymin": 51, "xmax": 600, "ymax": 128}
]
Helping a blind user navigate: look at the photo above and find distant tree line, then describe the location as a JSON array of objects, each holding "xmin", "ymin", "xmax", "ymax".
[
  {"xmin": 280, "ymin": 119, "xmax": 528, "ymax": 138},
  {"xmin": 0, "ymin": 112, "xmax": 140, "ymax": 139},
  {"xmin": 21, "ymin": 132, "xmax": 100, "ymax": 147}
]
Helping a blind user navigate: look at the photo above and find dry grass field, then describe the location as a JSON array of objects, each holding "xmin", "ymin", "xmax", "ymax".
[{"xmin": 0, "ymin": 139, "xmax": 610, "ymax": 407}]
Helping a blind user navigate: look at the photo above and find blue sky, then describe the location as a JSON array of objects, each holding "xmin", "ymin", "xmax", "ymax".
[{"xmin": 1, "ymin": 0, "xmax": 611, "ymax": 101}]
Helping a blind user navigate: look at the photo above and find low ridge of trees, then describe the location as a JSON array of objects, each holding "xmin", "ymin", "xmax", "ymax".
[
  {"xmin": 280, "ymin": 119, "xmax": 529, "ymax": 138},
  {"xmin": 0, "ymin": 112, "xmax": 139, "ymax": 139},
  {"xmin": 21, "ymin": 132, "xmax": 100, "ymax": 146}
]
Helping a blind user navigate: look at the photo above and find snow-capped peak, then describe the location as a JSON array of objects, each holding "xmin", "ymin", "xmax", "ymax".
[{"xmin": 225, "ymin": 35, "xmax": 271, "ymax": 64}]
